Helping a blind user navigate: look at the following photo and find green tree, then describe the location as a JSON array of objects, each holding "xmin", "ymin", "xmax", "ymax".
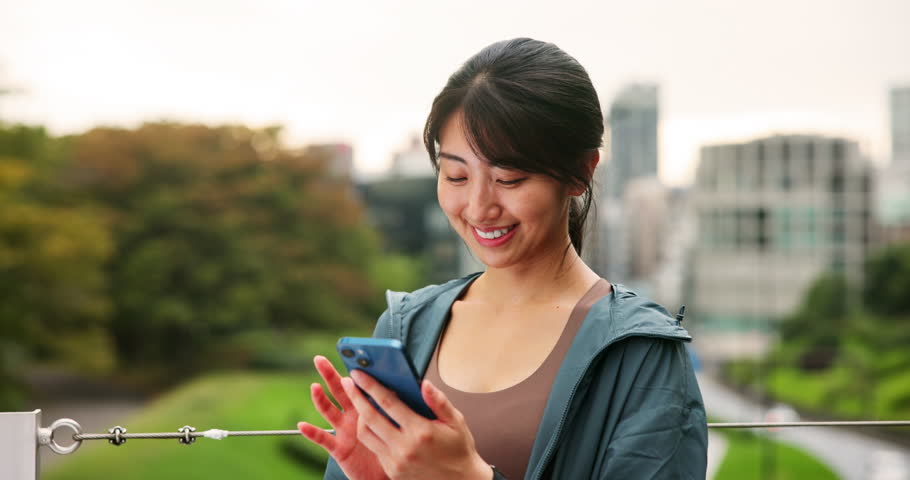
[
  {"xmin": 864, "ymin": 242, "xmax": 910, "ymax": 316},
  {"xmin": 62, "ymin": 123, "xmax": 380, "ymax": 377},
  {"xmin": 777, "ymin": 272, "xmax": 850, "ymax": 366},
  {"xmin": 0, "ymin": 126, "xmax": 112, "ymax": 410}
]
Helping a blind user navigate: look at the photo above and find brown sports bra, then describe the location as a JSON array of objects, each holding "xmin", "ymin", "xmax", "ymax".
[{"xmin": 423, "ymin": 279, "xmax": 612, "ymax": 479}]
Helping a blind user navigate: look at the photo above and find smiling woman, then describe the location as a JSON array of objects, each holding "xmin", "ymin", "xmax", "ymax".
[{"xmin": 298, "ymin": 38, "xmax": 708, "ymax": 480}]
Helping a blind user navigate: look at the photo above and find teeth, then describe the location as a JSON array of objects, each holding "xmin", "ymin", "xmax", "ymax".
[{"xmin": 474, "ymin": 225, "xmax": 514, "ymax": 240}]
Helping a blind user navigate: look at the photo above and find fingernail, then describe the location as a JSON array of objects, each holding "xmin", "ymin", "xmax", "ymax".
[
  {"xmin": 341, "ymin": 377, "xmax": 353, "ymax": 391},
  {"xmin": 350, "ymin": 369, "xmax": 363, "ymax": 381}
]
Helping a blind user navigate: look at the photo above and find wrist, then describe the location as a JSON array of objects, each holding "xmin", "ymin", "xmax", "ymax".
[{"xmin": 469, "ymin": 453, "xmax": 494, "ymax": 480}]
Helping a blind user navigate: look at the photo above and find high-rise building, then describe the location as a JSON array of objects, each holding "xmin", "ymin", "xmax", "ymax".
[
  {"xmin": 586, "ymin": 84, "xmax": 659, "ymax": 280},
  {"xmin": 876, "ymin": 86, "xmax": 910, "ymax": 244},
  {"xmin": 601, "ymin": 84, "xmax": 659, "ymax": 200},
  {"xmin": 692, "ymin": 134, "xmax": 873, "ymax": 359},
  {"xmin": 891, "ymin": 86, "xmax": 910, "ymax": 168}
]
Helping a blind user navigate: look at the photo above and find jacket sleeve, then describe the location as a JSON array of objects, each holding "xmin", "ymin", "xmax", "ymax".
[
  {"xmin": 599, "ymin": 338, "xmax": 708, "ymax": 480},
  {"xmin": 321, "ymin": 308, "xmax": 394, "ymax": 480}
]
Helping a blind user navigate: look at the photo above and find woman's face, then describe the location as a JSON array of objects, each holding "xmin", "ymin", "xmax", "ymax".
[{"xmin": 436, "ymin": 111, "xmax": 573, "ymax": 270}]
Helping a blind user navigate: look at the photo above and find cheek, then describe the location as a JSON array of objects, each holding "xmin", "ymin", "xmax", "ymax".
[
  {"xmin": 511, "ymin": 189, "xmax": 567, "ymax": 228},
  {"xmin": 437, "ymin": 184, "xmax": 463, "ymax": 218}
]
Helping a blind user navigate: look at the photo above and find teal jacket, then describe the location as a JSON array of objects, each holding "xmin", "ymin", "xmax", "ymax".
[{"xmin": 324, "ymin": 273, "xmax": 708, "ymax": 479}]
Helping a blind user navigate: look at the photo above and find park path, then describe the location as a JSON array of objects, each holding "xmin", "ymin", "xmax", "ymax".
[
  {"xmin": 706, "ymin": 431, "xmax": 729, "ymax": 479},
  {"xmin": 699, "ymin": 373, "xmax": 910, "ymax": 480}
]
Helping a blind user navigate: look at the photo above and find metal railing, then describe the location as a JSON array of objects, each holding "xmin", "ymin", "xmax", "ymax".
[{"xmin": 3, "ymin": 410, "xmax": 910, "ymax": 480}]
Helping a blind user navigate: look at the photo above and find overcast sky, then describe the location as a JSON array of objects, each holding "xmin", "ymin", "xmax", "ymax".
[{"xmin": 1, "ymin": 0, "xmax": 908, "ymax": 184}]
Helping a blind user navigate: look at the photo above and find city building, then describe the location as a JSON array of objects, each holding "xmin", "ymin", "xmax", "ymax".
[
  {"xmin": 389, "ymin": 134, "xmax": 436, "ymax": 178},
  {"xmin": 357, "ymin": 135, "xmax": 468, "ymax": 283},
  {"xmin": 692, "ymin": 134, "xmax": 874, "ymax": 359},
  {"xmin": 587, "ymin": 83, "xmax": 659, "ymax": 280},
  {"xmin": 601, "ymin": 83, "xmax": 659, "ymax": 200},
  {"xmin": 876, "ymin": 86, "xmax": 910, "ymax": 245},
  {"xmin": 891, "ymin": 86, "xmax": 910, "ymax": 168},
  {"xmin": 624, "ymin": 176, "xmax": 668, "ymax": 286},
  {"xmin": 652, "ymin": 186, "xmax": 697, "ymax": 311}
]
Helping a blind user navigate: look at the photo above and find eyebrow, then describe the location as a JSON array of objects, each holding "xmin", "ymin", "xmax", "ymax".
[{"xmin": 438, "ymin": 151, "xmax": 466, "ymax": 164}]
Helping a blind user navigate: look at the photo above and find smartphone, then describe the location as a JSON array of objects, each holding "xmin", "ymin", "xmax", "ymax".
[{"xmin": 336, "ymin": 337, "xmax": 436, "ymax": 424}]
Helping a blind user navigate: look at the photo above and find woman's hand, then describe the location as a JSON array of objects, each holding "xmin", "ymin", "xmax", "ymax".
[
  {"xmin": 298, "ymin": 355, "xmax": 389, "ymax": 480},
  {"xmin": 342, "ymin": 369, "xmax": 492, "ymax": 480}
]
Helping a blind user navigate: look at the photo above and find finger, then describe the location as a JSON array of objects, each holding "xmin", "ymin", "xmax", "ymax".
[
  {"xmin": 314, "ymin": 355, "xmax": 355, "ymax": 411},
  {"xmin": 422, "ymin": 379, "xmax": 463, "ymax": 426},
  {"xmin": 355, "ymin": 413, "xmax": 391, "ymax": 459},
  {"xmin": 298, "ymin": 421, "xmax": 337, "ymax": 453},
  {"xmin": 342, "ymin": 375, "xmax": 403, "ymax": 442},
  {"xmin": 350, "ymin": 369, "xmax": 420, "ymax": 430},
  {"xmin": 310, "ymin": 382, "xmax": 343, "ymax": 428}
]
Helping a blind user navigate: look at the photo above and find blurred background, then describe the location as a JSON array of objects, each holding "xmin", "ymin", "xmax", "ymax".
[{"xmin": 1, "ymin": 0, "xmax": 909, "ymax": 478}]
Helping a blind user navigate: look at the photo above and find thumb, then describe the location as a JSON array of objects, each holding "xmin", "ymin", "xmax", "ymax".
[{"xmin": 422, "ymin": 379, "xmax": 461, "ymax": 424}]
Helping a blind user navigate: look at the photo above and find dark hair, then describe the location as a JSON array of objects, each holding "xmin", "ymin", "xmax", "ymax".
[{"xmin": 423, "ymin": 38, "xmax": 603, "ymax": 255}]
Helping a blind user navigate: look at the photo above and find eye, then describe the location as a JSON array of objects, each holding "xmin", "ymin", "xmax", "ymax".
[
  {"xmin": 498, "ymin": 177, "xmax": 528, "ymax": 186},
  {"xmin": 445, "ymin": 176, "xmax": 467, "ymax": 184}
]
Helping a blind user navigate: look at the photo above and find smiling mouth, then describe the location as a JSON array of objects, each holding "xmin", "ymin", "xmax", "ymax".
[{"xmin": 472, "ymin": 224, "xmax": 517, "ymax": 240}]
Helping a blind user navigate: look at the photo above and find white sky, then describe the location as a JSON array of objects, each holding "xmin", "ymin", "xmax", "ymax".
[{"xmin": 1, "ymin": 0, "xmax": 908, "ymax": 185}]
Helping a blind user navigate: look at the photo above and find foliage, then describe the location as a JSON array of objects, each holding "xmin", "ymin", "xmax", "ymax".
[
  {"xmin": 777, "ymin": 273, "xmax": 850, "ymax": 363},
  {"xmin": 728, "ymin": 242, "xmax": 910, "ymax": 425},
  {"xmin": 58, "ymin": 123, "xmax": 381, "ymax": 376},
  {"xmin": 0, "ymin": 119, "xmax": 435, "ymax": 405},
  {"xmin": 864, "ymin": 242, "xmax": 910, "ymax": 316},
  {"xmin": 367, "ymin": 253, "xmax": 427, "ymax": 298},
  {"xmin": 0, "ymin": 125, "xmax": 112, "ymax": 409}
]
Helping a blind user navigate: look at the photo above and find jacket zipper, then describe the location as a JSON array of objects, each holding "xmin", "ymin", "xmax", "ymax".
[{"xmin": 529, "ymin": 332, "xmax": 685, "ymax": 480}]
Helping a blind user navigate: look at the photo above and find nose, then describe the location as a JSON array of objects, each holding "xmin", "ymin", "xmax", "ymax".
[{"xmin": 465, "ymin": 180, "xmax": 502, "ymax": 224}]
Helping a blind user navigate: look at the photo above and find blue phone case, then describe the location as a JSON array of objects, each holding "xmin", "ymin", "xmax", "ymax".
[{"xmin": 336, "ymin": 337, "xmax": 436, "ymax": 423}]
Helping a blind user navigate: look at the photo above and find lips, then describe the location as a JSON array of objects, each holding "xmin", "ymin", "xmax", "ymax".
[{"xmin": 471, "ymin": 223, "xmax": 518, "ymax": 247}]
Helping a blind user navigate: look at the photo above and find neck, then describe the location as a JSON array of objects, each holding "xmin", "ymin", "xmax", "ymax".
[{"xmin": 471, "ymin": 239, "xmax": 601, "ymax": 306}]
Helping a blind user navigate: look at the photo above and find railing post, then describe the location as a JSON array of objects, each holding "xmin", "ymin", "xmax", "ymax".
[{"xmin": 0, "ymin": 410, "xmax": 40, "ymax": 480}]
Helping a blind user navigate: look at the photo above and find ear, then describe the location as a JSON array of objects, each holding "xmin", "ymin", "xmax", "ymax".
[{"xmin": 569, "ymin": 149, "xmax": 600, "ymax": 197}]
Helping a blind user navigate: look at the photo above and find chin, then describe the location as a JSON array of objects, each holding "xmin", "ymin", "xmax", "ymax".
[{"xmin": 471, "ymin": 249, "xmax": 519, "ymax": 270}]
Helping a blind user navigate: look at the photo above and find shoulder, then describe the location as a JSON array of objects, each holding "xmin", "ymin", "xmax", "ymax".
[
  {"xmin": 371, "ymin": 272, "xmax": 482, "ymax": 339},
  {"xmin": 584, "ymin": 283, "xmax": 692, "ymax": 343},
  {"xmin": 392, "ymin": 272, "xmax": 481, "ymax": 314}
]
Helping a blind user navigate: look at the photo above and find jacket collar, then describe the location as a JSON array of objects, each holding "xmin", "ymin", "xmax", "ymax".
[{"xmin": 389, "ymin": 272, "xmax": 691, "ymax": 384}]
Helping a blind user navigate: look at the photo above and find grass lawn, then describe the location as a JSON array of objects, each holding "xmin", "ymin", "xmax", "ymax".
[
  {"xmin": 714, "ymin": 429, "xmax": 840, "ymax": 480},
  {"xmin": 44, "ymin": 371, "xmax": 335, "ymax": 480}
]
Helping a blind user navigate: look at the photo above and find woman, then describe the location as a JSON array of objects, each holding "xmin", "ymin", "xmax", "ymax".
[{"xmin": 298, "ymin": 38, "xmax": 708, "ymax": 479}]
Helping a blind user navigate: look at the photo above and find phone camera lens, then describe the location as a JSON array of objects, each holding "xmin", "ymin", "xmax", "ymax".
[
  {"xmin": 357, "ymin": 357, "xmax": 371, "ymax": 368},
  {"xmin": 341, "ymin": 348, "xmax": 355, "ymax": 358}
]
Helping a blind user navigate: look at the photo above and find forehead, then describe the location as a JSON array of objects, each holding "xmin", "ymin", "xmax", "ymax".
[{"xmin": 438, "ymin": 111, "xmax": 472, "ymax": 155}]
